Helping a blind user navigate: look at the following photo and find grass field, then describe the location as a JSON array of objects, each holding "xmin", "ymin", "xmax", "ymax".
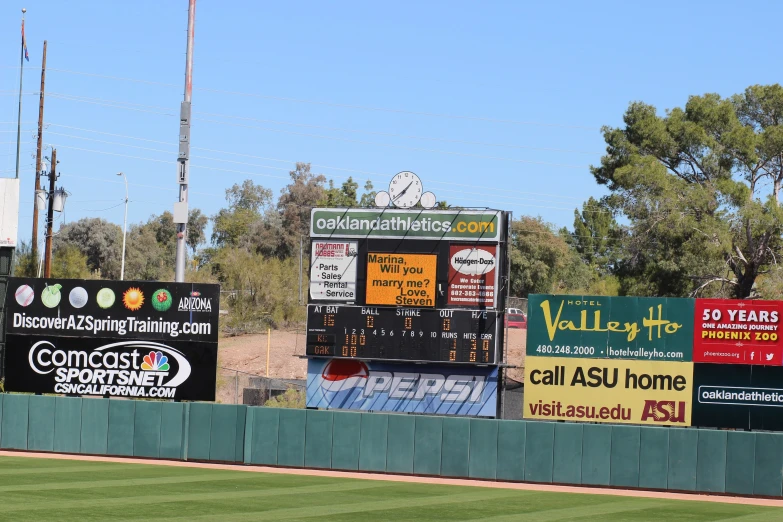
[{"xmin": 0, "ymin": 455, "xmax": 780, "ymax": 521}]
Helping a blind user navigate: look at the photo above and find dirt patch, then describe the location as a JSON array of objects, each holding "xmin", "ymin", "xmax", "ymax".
[
  {"xmin": 505, "ymin": 328, "xmax": 526, "ymax": 382},
  {"xmin": 216, "ymin": 329, "xmax": 308, "ymax": 403}
]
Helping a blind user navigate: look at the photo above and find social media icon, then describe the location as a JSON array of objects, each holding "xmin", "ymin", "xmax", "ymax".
[
  {"xmin": 750, "ymin": 352, "xmax": 756, "ymax": 361},
  {"xmin": 766, "ymin": 353, "xmax": 774, "ymax": 361}
]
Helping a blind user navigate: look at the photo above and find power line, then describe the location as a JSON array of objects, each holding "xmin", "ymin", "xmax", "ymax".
[
  {"xmin": 45, "ymin": 95, "xmax": 592, "ymax": 168},
  {"xmin": 44, "ymin": 125, "xmax": 587, "ymax": 201},
  {"xmin": 49, "ymin": 139, "xmax": 609, "ymax": 210},
  {"xmin": 43, "ymin": 67, "xmax": 600, "ymax": 130},
  {"xmin": 46, "ymin": 129, "xmax": 614, "ymax": 211}
]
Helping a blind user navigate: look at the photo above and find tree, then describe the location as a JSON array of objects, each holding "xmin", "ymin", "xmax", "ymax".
[
  {"xmin": 187, "ymin": 208, "xmax": 208, "ymax": 254},
  {"xmin": 320, "ymin": 177, "xmax": 359, "ymax": 207},
  {"xmin": 53, "ymin": 218, "xmax": 122, "ymax": 279},
  {"xmin": 123, "ymin": 224, "xmax": 169, "ymax": 281},
  {"xmin": 358, "ymin": 180, "xmax": 376, "ymax": 207},
  {"xmin": 13, "ymin": 241, "xmax": 37, "ymax": 277},
  {"xmin": 51, "ymin": 245, "xmax": 91, "ymax": 279},
  {"xmin": 592, "ymin": 88, "xmax": 783, "ymax": 298},
  {"xmin": 276, "ymin": 163, "xmax": 326, "ymax": 258},
  {"xmin": 569, "ymin": 197, "xmax": 622, "ymax": 273},
  {"xmin": 212, "ymin": 180, "xmax": 272, "ymax": 248},
  {"xmin": 509, "ymin": 217, "xmax": 593, "ymax": 297}
]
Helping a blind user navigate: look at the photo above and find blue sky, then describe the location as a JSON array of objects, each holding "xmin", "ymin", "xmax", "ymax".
[{"xmin": 1, "ymin": 1, "xmax": 779, "ymax": 250}]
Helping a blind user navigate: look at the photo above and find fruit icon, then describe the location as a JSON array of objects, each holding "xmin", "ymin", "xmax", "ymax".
[
  {"xmin": 41, "ymin": 284, "xmax": 62, "ymax": 308},
  {"xmin": 69, "ymin": 287, "xmax": 88, "ymax": 308},
  {"xmin": 151, "ymin": 289, "xmax": 172, "ymax": 312},
  {"xmin": 15, "ymin": 284, "xmax": 34, "ymax": 307},
  {"xmin": 96, "ymin": 288, "xmax": 116, "ymax": 309},
  {"xmin": 123, "ymin": 287, "xmax": 144, "ymax": 311}
]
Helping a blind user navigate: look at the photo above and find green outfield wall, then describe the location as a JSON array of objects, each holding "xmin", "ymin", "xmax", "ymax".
[{"xmin": 1, "ymin": 394, "xmax": 781, "ymax": 497}]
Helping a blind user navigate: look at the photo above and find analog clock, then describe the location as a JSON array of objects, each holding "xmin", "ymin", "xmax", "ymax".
[{"xmin": 388, "ymin": 171, "xmax": 422, "ymax": 208}]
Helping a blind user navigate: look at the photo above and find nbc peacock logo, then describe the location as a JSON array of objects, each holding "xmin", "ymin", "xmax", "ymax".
[{"xmin": 141, "ymin": 351, "xmax": 170, "ymax": 372}]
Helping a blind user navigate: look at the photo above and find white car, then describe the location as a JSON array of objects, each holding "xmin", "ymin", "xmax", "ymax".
[{"xmin": 506, "ymin": 308, "xmax": 525, "ymax": 316}]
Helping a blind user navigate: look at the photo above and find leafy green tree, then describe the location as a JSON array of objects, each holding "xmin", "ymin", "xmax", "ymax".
[
  {"xmin": 358, "ymin": 180, "xmax": 376, "ymax": 207},
  {"xmin": 320, "ymin": 177, "xmax": 359, "ymax": 207},
  {"xmin": 187, "ymin": 208, "xmax": 208, "ymax": 254},
  {"xmin": 209, "ymin": 247, "xmax": 306, "ymax": 332},
  {"xmin": 592, "ymin": 87, "xmax": 783, "ymax": 298},
  {"xmin": 569, "ymin": 197, "xmax": 622, "ymax": 273},
  {"xmin": 12, "ymin": 241, "xmax": 38, "ymax": 277},
  {"xmin": 212, "ymin": 181, "xmax": 272, "ymax": 248},
  {"xmin": 272, "ymin": 163, "xmax": 326, "ymax": 258},
  {"xmin": 509, "ymin": 217, "xmax": 593, "ymax": 297},
  {"xmin": 124, "ymin": 224, "xmax": 169, "ymax": 281},
  {"xmin": 51, "ymin": 245, "xmax": 91, "ymax": 279},
  {"xmin": 53, "ymin": 218, "xmax": 123, "ymax": 279}
]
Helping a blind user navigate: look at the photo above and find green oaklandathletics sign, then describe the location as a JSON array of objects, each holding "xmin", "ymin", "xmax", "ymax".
[{"xmin": 310, "ymin": 208, "xmax": 502, "ymax": 241}]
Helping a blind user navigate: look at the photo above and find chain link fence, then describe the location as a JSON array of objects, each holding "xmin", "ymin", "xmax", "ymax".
[
  {"xmin": 505, "ymin": 296, "xmax": 528, "ymax": 314},
  {"xmin": 217, "ymin": 366, "xmax": 306, "ymax": 405}
]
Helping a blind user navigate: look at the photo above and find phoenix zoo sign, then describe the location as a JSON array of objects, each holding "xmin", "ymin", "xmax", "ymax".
[
  {"xmin": 524, "ymin": 356, "xmax": 694, "ymax": 426},
  {"xmin": 27, "ymin": 340, "xmax": 192, "ymax": 399}
]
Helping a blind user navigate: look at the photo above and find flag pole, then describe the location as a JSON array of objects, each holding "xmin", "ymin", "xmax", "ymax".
[{"xmin": 15, "ymin": 8, "xmax": 27, "ymax": 180}]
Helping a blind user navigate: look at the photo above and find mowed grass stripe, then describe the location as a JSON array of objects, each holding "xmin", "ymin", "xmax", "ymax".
[
  {"xmin": 0, "ymin": 473, "xmax": 245, "ymax": 492},
  {"xmin": 0, "ymin": 464, "xmax": 132, "ymax": 475},
  {"xmin": 109, "ymin": 490, "xmax": 523, "ymax": 522},
  {"xmin": 0, "ymin": 481, "xmax": 389, "ymax": 514},
  {"xmin": 474, "ymin": 499, "xmax": 699, "ymax": 521}
]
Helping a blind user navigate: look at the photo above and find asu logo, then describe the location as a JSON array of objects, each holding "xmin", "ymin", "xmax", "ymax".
[{"xmin": 641, "ymin": 400, "xmax": 687, "ymax": 423}]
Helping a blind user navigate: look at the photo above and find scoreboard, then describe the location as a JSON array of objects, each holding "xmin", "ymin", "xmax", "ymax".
[
  {"xmin": 306, "ymin": 207, "xmax": 509, "ymax": 367},
  {"xmin": 306, "ymin": 305, "xmax": 499, "ymax": 364}
]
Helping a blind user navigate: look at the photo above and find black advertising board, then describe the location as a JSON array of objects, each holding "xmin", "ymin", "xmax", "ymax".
[
  {"xmin": 5, "ymin": 335, "xmax": 217, "ymax": 401},
  {"xmin": 306, "ymin": 304, "xmax": 499, "ymax": 364},
  {"xmin": 692, "ymin": 363, "xmax": 783, "ymax": 431},
  {"xmin": 6, "ymin": 278, "xmax": 218, "ymax": 342},
  {"xmin": 3, "ymin": 278, "xmax": 219, "ymax": 401}
]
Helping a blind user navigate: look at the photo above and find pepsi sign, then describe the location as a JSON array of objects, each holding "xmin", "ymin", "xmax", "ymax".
[{"xmin": 306, "ymin": 358, "xmax": 498, "ymax": 417}]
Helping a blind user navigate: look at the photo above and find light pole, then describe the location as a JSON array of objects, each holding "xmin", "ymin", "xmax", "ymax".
[{"xmin": 117, "ymin": 172, "xmax": 128, "ymax": 280}]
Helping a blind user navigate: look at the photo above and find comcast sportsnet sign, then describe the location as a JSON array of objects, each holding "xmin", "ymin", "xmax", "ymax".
[
  {"xmin": 4, "ymin": 278, "xmax": 219, "ymax": 401},
  {"xmin": 310, "ymin": 208, "xmax": 502, "ymax": 241}
]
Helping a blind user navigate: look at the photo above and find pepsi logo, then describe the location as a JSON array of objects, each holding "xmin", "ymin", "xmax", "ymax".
[{"xmin": 320, "ymin": 359, "xmax": 368, "ymax": 392}]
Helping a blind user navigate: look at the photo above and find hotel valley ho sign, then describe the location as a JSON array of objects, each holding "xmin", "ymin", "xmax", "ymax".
[
  {"xmin": 310, "ymin": 209, "xmax": 501, "ymax": 241},
  {"xmin": 527, "ymin": 295, "xmax": 694, "ymax": 362}
]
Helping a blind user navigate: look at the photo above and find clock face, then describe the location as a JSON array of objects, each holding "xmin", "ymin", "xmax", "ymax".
[{"xmin": 389, "ymin": 171, "xmax": 422, "ymax": 208}]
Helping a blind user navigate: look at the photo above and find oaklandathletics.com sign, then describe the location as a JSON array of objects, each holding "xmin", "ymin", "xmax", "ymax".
[{"xmin": 3, "ymin": 277, "xmax": 219, "ymax": 401}]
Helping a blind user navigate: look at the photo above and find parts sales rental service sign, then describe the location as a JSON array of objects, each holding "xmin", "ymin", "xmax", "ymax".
[{"xmin": 4, "ymin": 278, "xmax": 220, "ymax": 401}]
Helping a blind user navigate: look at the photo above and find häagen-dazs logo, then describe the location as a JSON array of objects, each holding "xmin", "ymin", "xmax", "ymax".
[
  {"xmin": 178, "ymin": 291, "xmax": 212, "ymax": 312},
  {"xmin": 450, "ymin": 248, "xmax": 495, "ymax": 276},
  {"xmin": 27, "ymin": 340, "xmax": 191, "ymax": 398}
]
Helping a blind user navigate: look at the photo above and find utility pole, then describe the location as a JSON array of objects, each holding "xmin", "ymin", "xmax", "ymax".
[
  {"xmin": 15, "ymin": 8, "xmax": 27, "ymax": 180},
  {"xmin": 43, "ymin": 148, "xmax": 56, "ymax": 278},
  {"xmin": 32, "ymin": 40, "xmax": 46, "ymax": 263},
  {"xmin": 174, "ymin": 0, "xmax": 196, "ymax": 282}
]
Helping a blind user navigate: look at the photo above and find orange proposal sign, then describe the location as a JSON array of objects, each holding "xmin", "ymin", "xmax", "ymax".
[{"xmin": 365, "ymin": 253, "xmax": 436, "ymax": 307}]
